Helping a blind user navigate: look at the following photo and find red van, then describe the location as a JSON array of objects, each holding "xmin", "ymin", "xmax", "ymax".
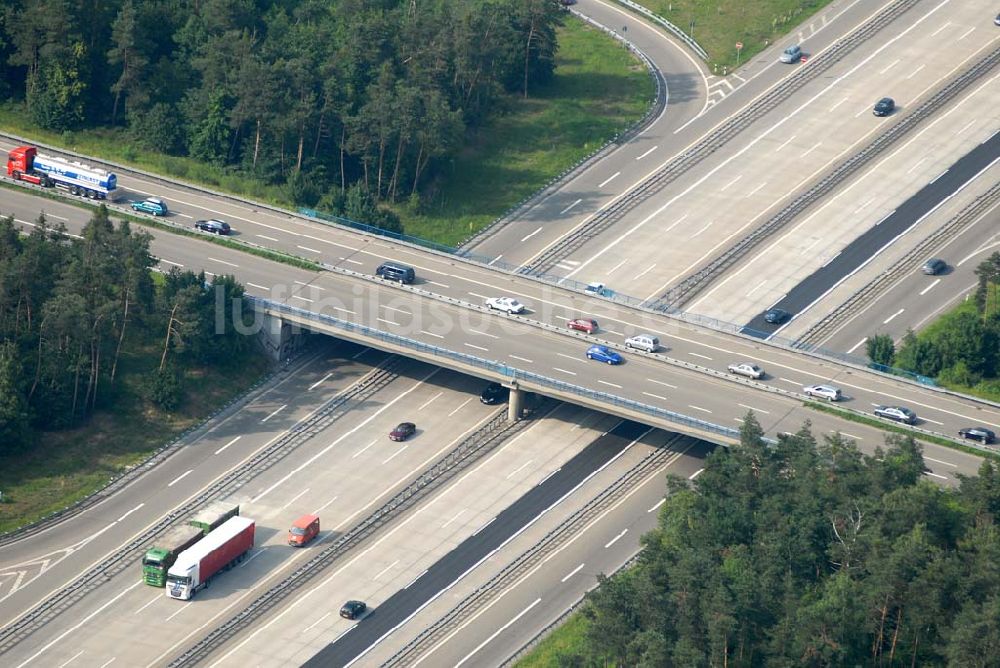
[{"xmin": 288, "ymin": 515, "xmax": 320, "ymax": 546}]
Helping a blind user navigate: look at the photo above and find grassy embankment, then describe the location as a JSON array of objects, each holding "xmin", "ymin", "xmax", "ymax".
[{"xmin": 0, "ymin": 17, "xmax": 652, "ymax": 532}]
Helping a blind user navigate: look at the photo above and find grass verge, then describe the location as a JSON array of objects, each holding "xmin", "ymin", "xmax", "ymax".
[
  {"xmin": 642, "ymin": 0, "xmax": 834, "ymax": 71},
  {"xmin": 804, "ymin": 401, "xmax": 998, "ymax": 461},
  {"xmin": 515, "ymin": 611, "xmax": 592, "ymax": 667},
  {"xmin": 0, "ymin": 331, "xmax": 271, "ymax": 535}
]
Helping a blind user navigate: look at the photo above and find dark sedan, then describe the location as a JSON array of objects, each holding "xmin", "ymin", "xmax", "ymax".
[
  {"xmin": 340, "ymin": 600, "xmax": 367, "ymax": 619},
  {"xmin": 480, "ymin": 383, "xmax": 510, "ymax": 405},
  {"xmin": 958, "ymin": 427, "xmax": 996, "ymax": 444},
  {"xmin": 873, "ymin": 97, "xmax": 895, "ymax": 117},
  {"xmin": 389, "ymin": 422, "xmax": 416, "ymax": 441},
  {"xmin": 764, "ymin": 308, "xmax": 791, "ymax": 325}
]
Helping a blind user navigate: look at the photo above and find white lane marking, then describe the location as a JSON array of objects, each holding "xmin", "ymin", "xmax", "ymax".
[
  {"xmin": 560, "ymin": 199, "xmax": 582, "ymax": 215},
  {"xmin": 521, "ymin": 227, "xmax": 543, "ymax": 242},
  {"xmin": 878, "ymin": 58, "xmax": 900, "ymax": 74},
  {"xmin": 214, "ymin": 435, "xmax": 241, "ymax": 456},
  {"xmin": 922, "ymin": 417, "xmax": 945, "ymax": 426},
  {"xmin": 906, "ymin": 63, "xmax": 926, "ymax": 80},
  {"xmin": 428, "ymin": 281, "xmax": 450, "ymax": 289},
  {"xmin": 688, "ymin": 405, "xmax": 712, "ymax": 413},
  {"xmin": 488, "ymin": 255, "xmax": 504, "ymax": 266},
  {"xmin": 116, "ymin": 503, "xmax": 144, "ymax": 522},
  {"xmin": 309, "ymin": 373, "xmax": 333, "ymax": 391},
  {"xmin": 643, "ymin": 392, "xmax": 668, "ymax": 401},
  {"xmin": 380, "ymin": 305, "xmax": 410, "ymax": 314},
  {"xmin": 302, "ymin": 612, "xmax": 332, "ymax": 634},
  {"xmin": 882, "ymin": 308, "xmax": 905, "ymax": 324},
  {"xmin": 607, "ymin": 258, "xmax": 628, "ymax": 275},
  {"xmin": 957, "ymin": 25, "xmax": 975, "ymax": 40},
  {"xmin": 738, "ymin": 404, "xmax": 769, "ymax": 414},
  {"xmin": 634, "ymin": 263, "xmax": 656, "ymax": 280},
  {"xmin": 690, "ymin": 221, "xmax": 712, "ymax": 238},
  {"xmin": 598, "ymin": 171, "xmax": 621, "ymax": 188},
  {"xmin": 774, "ymin": 134, "xmax": 796, "ymax": 153},
  {"xmin": 924, "ymin": 456, "xmax": 957, "ymax": 468},
  {"xmin": 931, "ymin": 21, "xmax": 951, "ymax": 37},
  {"xmin": 464, "ymin": 342, "xmax": 488, "ymax": 352},
  {"xmin": 207, "ymin": 257, "xmax": 238, "ymax": 268},
  {"xmin": 297, "ymin": 245, "xmax": 321, "ymax": 254},
  {"xmin": 261, "ymin": 404, "xmax": 287, "ymax": 423},
  {"xmin": 648, "ymin": 379, "xmax": 677, "ymax": 389},
  {"xmin": 312, "ymin": 495, "xmax": 339, "ymax": 515},
  {"xmin": 801, "ymin": 141, "xmax": 823, "ymax": 157},
  {"xmin": 554, "ymin": 367, "xmax": 577, "ymax": 376},
  {"xmin": 636, "ymin": 146, "xmax": 658, "ymax": 160},
  {"xmin": 280, "ymin": 488, "xmax": 310, "ymax": 510},
  {"xmin": 598, "ymin": 380, "xmax": 622, "ymax": 389},
  {"xmin": 404, "ymin": 569, "xmax": 428, "ymax": 589},
  {"xmin": 689, "ymin": 352, "xmax": 712, "ymax": 360},
  {"xmin": 441, "ymin": 509, "xmax": 466, "ymax": 529},
  {"xmin": 557, "ymin": 353, "xmax": 580, "ymax": 361},
  {"xmin": 421, "ymin": 330, "xmax": 444, "ymax": 339},
  {"xmin": 352, "ymin": 440, "xmax": 377, "ymax": 459},
  {"xmin": 160, "ymin": 259, "xmax": 183, "ymax": 267},
  {"xmin": 97, "ymin": 658, "xmax": 116, "ymax": 668},
  {"xmin": 449, "ymin": 399, "xmax": 472, "ymax": 418},
  {"xmin": 58, "ymin": 650, "xmax": 84, "ymax": 667},
  {"xmin": 847, "ymin": 338, "xmax": 868, "ymax": 354},
  {"xmin": 647, "ymin": 498, "xmax": 666, "ymax": 513},
  {"xmin": 377, "ymin": 318, "xmax": 399, "ymax": 326},
  {"xmin": 506, "ymin": 460, "xmax": 534, "ymax": 480},
  {"xmin": 339, "ymin": 257, "xmax": 364, "ymax": 266},
  {"xmin": 334, "ymin": 306, "xmax": 355, "ymax": 315},
  {"xmin": 454, "ymin": 598, "xmax": 543, "ymax": 667},
  {"xmin": 720, "ymin": 174, "xmax": 742, "ymax": 192},
  {"xmin": 382, "ymin": 444, "xmax": 409, "ymax": 465},
  {"xmin": 604, "ymin": 529, "xmax": 628, "ymax": 548},
  {"xmin": 919, "ymin": 279, "xmax": 940, "ymax": 295},
  {"xmin": 291, "ymin": 295, "xmax": 314, "ymax": 303},
  {"xmin": 471, "ymin": 330, "xmax": 499, "ymax": 339},
  {"xmin": 509, "ymin": 355, "xmax": 533, "ymax": 363},
  {"xmin": 689, "ymin": 468, "xmax": 704, "ymax": 480},
  {"xmin": 778, "ymin": 377, "xmax": 802, "ymax": 386},
  {"xmin": 906, "ymin": 157, "xmax": 928, "ymax": 175},
  {"xmin": 18, "ymin": 580, "xmax": 143, "ymax": 668},
  {"xmin": 256, "ymin": 234, "xmax": 278, "ymax": 242},
  {"xmin": 835, "ymin": 431, "xmax": 864, "ymax": 441},
  {"xmin": 373, "ymin": 560, "xmax": 400, "ymax": 581},
  {"xmin": 745, "ymin": 181, "xmax": 767, "ymax": 198},
  {"xmin": 472, "ymin": 518, "xmax": 496, "ymax": 536},
  {"xmin": 419, "ymin": 392, "xmax": 443, "ymax": 411},
  {"xmin": 469, "ymin": 292, "xmax": 489, "ymax": 300},
  {"xmin": 294, "ymin": 280, "xmax": 324, "ymax": 290},
  {"xmin": 246, "ymin": 282, "xmax": 269, "ymax": 291},
  {"xmin": 925, "ymin": 472, "xmax": 947, "ymax": 480},
  {"xmin": 829, "ymin": 97, "xmax": 847, "ymax": 112},
  {"xmin": 561, "ymin": 563, "xmax": 585, "ymax": 582},
  {"xmin": 167, "ymin": 470, "xmax": 193, "ymax": 487}
]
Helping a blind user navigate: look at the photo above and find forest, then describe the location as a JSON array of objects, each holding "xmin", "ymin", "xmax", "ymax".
[
  {"xmin": 867, "ymin": 252, "xmax": 1000, "ymax": 399},
  {"xmin": 0, "ymin": 208, "xmax": 251, "ymax": 454},
  {"xmin": 0, "ymin": 0, "xmax": 564, "ymax": 225},
  {"xmin": 567, "ymin": 416, "xmax": 1000, "ymax": 666}
]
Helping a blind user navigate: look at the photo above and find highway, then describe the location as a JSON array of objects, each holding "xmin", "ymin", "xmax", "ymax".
[{"xmin": 1, "ymin": 2, "xmax": 998, "ymax": 666}]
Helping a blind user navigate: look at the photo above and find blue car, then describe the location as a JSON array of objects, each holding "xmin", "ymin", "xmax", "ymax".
[{"xmin": 586, "ymin": 345, "xmax": 622, "ymax": 365}]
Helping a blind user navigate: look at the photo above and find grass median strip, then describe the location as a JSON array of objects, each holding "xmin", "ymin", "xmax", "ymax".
[{"xmin": 804, "ymin": 400, "xmax": 998, "ymax": 461}]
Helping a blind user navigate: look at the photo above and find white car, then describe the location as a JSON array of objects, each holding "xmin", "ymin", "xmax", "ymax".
[
  {"xmin": 485, "ymin": 297, "xmax": 525, "ymax": 314},
  {"xmin": 728, "ymin": 363, "xmax": 765, "ymax": 380},
  {"xmin": 803, "ymin": 384, "xmax": 842, "ymax": 401}
]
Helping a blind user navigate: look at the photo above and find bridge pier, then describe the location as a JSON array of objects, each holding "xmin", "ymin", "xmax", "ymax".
[
  {"xmin": 508, "ymin": 383, "xmax": 525, "ymax": 422},
  {"xmin": 257, "ymin": 313, "xmax": 307, "ymax": 362}
]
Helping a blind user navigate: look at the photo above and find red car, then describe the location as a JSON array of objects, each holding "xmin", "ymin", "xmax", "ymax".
[
  {"xmin": 389, "ymin": 422, "xmax": 416, "ymax": 441},
  {"xmin": 567, "ymin": 318, "xmax": 598, "ymax": 334}
]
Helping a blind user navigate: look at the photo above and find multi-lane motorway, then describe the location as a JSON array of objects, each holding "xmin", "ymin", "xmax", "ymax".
[{"xmin": 1, "ymin": 0, "xmax": 999, "ymax": 666}]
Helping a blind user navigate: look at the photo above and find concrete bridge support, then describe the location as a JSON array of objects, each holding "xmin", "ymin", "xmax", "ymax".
[{"xmin": 508, "ymin": 383, "xmax": 525, "ymax": 422}]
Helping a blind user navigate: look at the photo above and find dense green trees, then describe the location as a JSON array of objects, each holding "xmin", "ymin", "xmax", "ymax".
[
  {"xmin": 0, "ymin": 208, "xmax": 253, "ymax": 455},
  {"xmin": 570, "ymin": 416, "xmax": 1000, "ymax": 666},
  {"xmin": 0, "ymin": 0, "xmax": 564, "ymax": 221}
]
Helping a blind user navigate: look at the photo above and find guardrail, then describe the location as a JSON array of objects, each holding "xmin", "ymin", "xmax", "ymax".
[
  {"xmin": 613, "ymin": 0, "xmax": 709, "ymax": 61},
  {"xmin": 253, "ymin": 296, "xmax": 742, "ymax": 442}
]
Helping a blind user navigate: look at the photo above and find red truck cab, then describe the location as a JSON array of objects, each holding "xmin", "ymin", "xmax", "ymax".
[{"xmin": 288, "ymin": 515, "xmax": 320, "ymax": 546}]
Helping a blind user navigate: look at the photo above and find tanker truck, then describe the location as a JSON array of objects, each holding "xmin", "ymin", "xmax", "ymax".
[
  {"xmin": 166, "ymin": 516, "xmax": 255, "ymax": 600},
  {"xmin": 6, "ymin": 145, "xmax": 117, "ymax": 199}
]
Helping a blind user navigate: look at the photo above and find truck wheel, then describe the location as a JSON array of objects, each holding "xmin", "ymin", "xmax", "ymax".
[
  {"xmin": 86, "ymin": 189, "xmax": 96, "ymax": 198},
  {"xmin": 12, "ymin": 170, "xmax": 21, "ymax": 181}
]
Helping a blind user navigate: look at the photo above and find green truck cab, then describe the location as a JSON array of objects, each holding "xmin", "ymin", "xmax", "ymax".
[{"xmin": 143, "ymin": 501, "xmax": 241, "ymax": 586}]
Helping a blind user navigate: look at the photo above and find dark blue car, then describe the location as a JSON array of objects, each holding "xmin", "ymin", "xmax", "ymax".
[{"xmin": 586, "ymin": 345, "xmax": 622, "ymax": 365}]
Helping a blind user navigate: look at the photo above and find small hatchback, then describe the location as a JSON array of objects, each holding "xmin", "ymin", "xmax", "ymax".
[
  {"xmin": 779, "ymin": 45, "xmax": 802, "ymax": 63},
  {"xmin": 340, "ymin": 600, "xmax": 367, "ymax": 620},
  {"xmin": 288, "ymin": 514, "xmax": 320, "ymax": 547},
  {"xmin": 586, "ymin": 345, "xmax": 623, "ymax": 365},
  {"xmin": 873, "ymin": 97, "xmax": 895, "ymax": 117},
  {"xmin": 922, "ymin": 258, "xmax": 946, "ymax": 275},
  {"xmin": 625, "ymin": 334, "xmax": 660, "ymax": 353},
  {"xmin": 567, "ymin": 318, "xmax": 598, "ymax": 334}
]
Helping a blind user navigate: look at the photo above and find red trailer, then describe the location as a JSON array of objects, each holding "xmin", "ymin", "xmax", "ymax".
[{"xmin": 165, "ymin": 516, "xmax": 255, "ymax": 600}]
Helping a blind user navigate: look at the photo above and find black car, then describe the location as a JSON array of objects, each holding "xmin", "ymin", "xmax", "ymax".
[
  {"xmin": 921, "ymin": 258, "xmax": 946, "ymax": 275},
  {"xmin": 873, "ymin": 97, "xmax": 895, "ymax": 117},
  {"xmin": 959, "ymin": 427, "xmax": 996, "ymax": 444},
  {"xmin": 480, "ymin": 383, "xmax": 510, "ymax": 405},
  {"xmin": 340, "ymin": 600, "xmax": 367, "ymax": 619},
  {"xmin": 764, "ymin": 308, "xmax": 791, "ymax": 325},
  {"xmin": 389, "ymin": 422, "xmax": 416, "ymax": 441},
  {"xmin": 195, "ymin": 219, "xmax": 231, "ymax": 235}
]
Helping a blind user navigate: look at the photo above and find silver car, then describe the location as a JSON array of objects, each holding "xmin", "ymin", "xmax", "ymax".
[
  {"xmin": 625, "ymin": 334, "xmax": 660, "ymax": 353},
  {"xmin": 728, "ymin": 363, "xmax": 765, "ymax": 380},
  {"xmin": 779, "ymin": 45, "xmax": 802, "ymax": 63},
  {"xmin": 874, "ymin": 405, "xmax": 917, "ymax": 424},
  {"xmin": 803, "ymin": 384, "xmax": 842, "ymax": 401}
]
